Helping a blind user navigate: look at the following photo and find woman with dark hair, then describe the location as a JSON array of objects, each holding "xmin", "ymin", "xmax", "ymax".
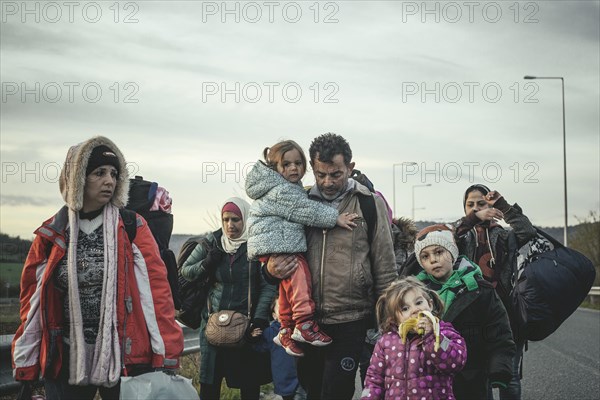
[
  {"xmin": 12, "ymin": 136, "xmax": 183, "ymax": 400},
  {"xmin": 455, "ymin": 184, "xmax": 536, "ymax": 400},
  {"xmin": 180, "ymin": 197, "xmax": 277, "ymax": 400}
]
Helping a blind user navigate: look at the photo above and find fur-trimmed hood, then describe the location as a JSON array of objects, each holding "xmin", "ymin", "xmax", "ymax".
[
  {"xmin": 392, "ymin": 217, "xmax": 418, "ymax": 253},
  {"xmin": 59, "ymin": 136, "xmax": 129, "ymax": 211}
]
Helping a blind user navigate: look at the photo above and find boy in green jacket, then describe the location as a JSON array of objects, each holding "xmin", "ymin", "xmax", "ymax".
[{"xmin": 415, "ymin": 224, "xmax": 516, "ymax": 400}]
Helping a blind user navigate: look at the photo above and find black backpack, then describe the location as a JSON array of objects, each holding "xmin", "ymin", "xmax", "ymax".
[
  {"xmin": 398, "ymin": 252, "xmax": 423, "ymax": 277},
  {"xmin": 124, "ymin": 176, "xmax": 180, "ymax": 309},
  {"xmin": 510, "ymin": 227, "xmax": 596, "ymax": 341},
  {"xmin": 350, "ymin": 170, "xmax": 381, "ymax": 245},
  {"xmin": 175, "ymin": 236, "xmax": 214, "ymax": 329}
]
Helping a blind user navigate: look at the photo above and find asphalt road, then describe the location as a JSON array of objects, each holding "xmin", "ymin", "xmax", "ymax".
[
  {"xmin": 518, "ymin": 308, "xmax": 600, "ymax": 400},
  {"xmin": 353, "ymin": 308, "xmax": 600, "ymax": 400}
]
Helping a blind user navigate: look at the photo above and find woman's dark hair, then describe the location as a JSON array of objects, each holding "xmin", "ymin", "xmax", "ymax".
[
  {"xmin": 463, "ymin": 183, "xmax": 490, "ymax": 208},
  {"xmin": 308, "ymin": 133, "xmax": 352, "ymax": 165}
]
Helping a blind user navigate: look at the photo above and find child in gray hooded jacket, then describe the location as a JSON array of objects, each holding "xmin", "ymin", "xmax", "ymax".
[{"xmin": 246, "ymin": 140, "xmax": 357, "ymax": 357}]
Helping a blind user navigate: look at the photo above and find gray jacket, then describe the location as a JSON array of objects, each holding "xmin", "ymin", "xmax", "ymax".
[{"xmin": 245, "ymin": 160, "xmax": 339, "ymax": 259}]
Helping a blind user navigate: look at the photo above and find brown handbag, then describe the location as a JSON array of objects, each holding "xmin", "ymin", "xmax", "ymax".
[{"xmin": 205, "ymin": 263, "xmax": 252, "ymax": 348}]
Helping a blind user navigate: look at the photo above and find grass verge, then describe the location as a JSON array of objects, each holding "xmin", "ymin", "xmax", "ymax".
[
  {"xmin": 179, "ymin": 353, "xmax": 275, "ymax": 399},
  {"xmin": 579, "ymin": 301, "xmax": 600, "ymax": 311}
]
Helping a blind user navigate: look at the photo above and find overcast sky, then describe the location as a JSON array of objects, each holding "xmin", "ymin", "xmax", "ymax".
[{"xmin": 1, "ymin": 0, "xmax": 599, "ymax": 239}]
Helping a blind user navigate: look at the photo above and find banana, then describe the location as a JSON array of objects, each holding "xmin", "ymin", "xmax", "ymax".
[
  {"xmin": 398, "ymin": 317, "xmax": 419, "ymax": 344},
  {"xmin": 418, "ymin": 310, "xmax": 441, "ymax": 352},
  {"xmin": 398, "ymin": 310, "xmax": 441, "ymax": 352}
]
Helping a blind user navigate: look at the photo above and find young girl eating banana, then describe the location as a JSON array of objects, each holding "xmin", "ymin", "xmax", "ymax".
[{"xmin": 361, "ymin": 276, "xmax": 466, "ymax": 400}]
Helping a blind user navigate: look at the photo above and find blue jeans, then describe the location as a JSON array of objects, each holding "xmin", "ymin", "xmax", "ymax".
[{"xmin": 488, "ymin": 341, "xmax": 525, "ymax": 400}]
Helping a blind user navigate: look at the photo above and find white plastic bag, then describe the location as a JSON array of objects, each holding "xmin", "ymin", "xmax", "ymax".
[{"xmin": 119, "ymin": 371, "xmax": 199, "ymax": 400}]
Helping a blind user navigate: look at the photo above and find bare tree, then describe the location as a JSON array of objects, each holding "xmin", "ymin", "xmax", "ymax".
[{"xmin": 570, "ymin": 211, "xmax": 600, "ymax": 286}]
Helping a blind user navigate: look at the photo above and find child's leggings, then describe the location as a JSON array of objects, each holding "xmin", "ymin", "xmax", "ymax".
[{"xmin": 278, "ymin": 253, "xmax": 315, "ymax": 329}]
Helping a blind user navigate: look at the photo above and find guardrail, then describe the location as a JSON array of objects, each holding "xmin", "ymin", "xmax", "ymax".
[
  {"xmin": 588, "ymin": 286, "xmax": 600, "ymax": 305},
  {"xmin": 0, "ymin": 325, "xmax": 199, "ymax": 396},
  {"xmin": 1, "ymin": 288, "xmax": 599, "ymax": 395}
]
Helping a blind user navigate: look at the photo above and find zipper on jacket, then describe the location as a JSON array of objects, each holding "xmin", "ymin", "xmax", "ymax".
[
  {"xmin": 43, "ymin": 286, "xmax": 51, "ymax": 371},
  {"xmin": 120, "ymin": 225, "xmax": 129, "ymax": 375},
  {"xmin": 472, "ymin": 227, "xmax": 478, "ymax": 258},
  {"xmin": 319, "ymin": 229, "xmax": 327, "ymax": 316},
  {"xmin": 404, "ymin": 339, "xmax": 411, "ymax": 396},
  {"xmin": 228, "ymin": 255, "xmax": 234, "ymax": 310},
  {"xmin": 44, "ymin": 244, "xmax": 62, "ymax": 372},
  {"xmin": 42, "ymin": 244, "xmax": 53, "ymax": 372}
]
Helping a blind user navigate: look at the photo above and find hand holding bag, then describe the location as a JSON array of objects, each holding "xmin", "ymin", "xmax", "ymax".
[{"xmin": 205, "ymin": 263, "xmax": 252, "ymax": 348}]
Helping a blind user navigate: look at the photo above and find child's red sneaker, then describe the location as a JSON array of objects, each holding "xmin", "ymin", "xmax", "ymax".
[
  {"xmin": 291, "ymin": 320, "xmax": 332, "ymax": 346},
  {"xmin": 273, "ymin": 327, "xmax": 304, "ymax": 357}
]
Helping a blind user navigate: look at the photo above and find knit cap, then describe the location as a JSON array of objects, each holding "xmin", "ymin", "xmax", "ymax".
[
  {"xmin": 414, "ymin": 224, "xmax": 459, "ymax": 268},
  {"xmin": 85, "ymin": 145, "xmax": 121, "ymax": 176},
  {"xmin": 59, "ymin": 136, "xmax": 129, "ymax": 211}
]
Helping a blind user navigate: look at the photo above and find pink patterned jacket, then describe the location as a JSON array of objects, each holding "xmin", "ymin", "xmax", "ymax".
[{"xmin": 362, "ymin": 321, "xmax": 466, "ymax": 400}]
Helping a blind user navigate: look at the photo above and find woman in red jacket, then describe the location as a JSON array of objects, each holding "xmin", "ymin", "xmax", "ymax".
[{"xmin": 11, "ymin": 136, "xmax": 183, "ymax": 400}]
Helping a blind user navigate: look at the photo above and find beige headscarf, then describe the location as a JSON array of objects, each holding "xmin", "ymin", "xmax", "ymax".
[{"xmin": 220, "ymin": 197, "xmax": 251, "ymax": 254}]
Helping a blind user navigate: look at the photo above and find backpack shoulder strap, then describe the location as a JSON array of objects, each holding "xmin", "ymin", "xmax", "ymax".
[
  {"xmin": 358, "ymin": 193, "xmax": 376, "ymax": 245},
  {"xmin": 506, "ymin": 229, "xmax": 520, "ymax": 288},
  {"xmin": 306, "ymin": 185, "xmax": 377, "ymax": 244},
  {"xmin": 119, "ymin": 208, "xmax": 137, "ymax": 243}
]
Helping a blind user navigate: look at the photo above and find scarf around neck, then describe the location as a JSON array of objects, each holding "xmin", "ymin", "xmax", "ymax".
[
  {"xmin": 417, "ymin": 257, "xmax": 481, "ymax": 316},
  {"xmin": 220, "ymin": 197, "xmax": 251, "ymax": 254},
  {"xmin": 308, "ymin": 178, "xmax": 356, "ymax": 209},
  {"xmin": 66, "ymin": 203, "xmax": 121, "ymax": 387}
]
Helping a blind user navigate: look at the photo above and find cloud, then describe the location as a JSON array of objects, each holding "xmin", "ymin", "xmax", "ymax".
[
  {"xmin": 0, "ymin": 0, "xmax": 598, "ymax": 239},
  {"xmin": 1, "ymin": 195, "xmax": 53, "ymax": 207}
]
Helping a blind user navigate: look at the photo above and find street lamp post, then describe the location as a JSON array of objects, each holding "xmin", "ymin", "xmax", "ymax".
[
  {"xmin": 392, "ymin": 162, "xmax": 417, "ymax": 218},
  {"xmin": 412, "ymin": 184, "xmax": 432, "ymax": 221},
  {"xmin": 524, "ymin": 75, "xmax": 568, "ymax": 245}
]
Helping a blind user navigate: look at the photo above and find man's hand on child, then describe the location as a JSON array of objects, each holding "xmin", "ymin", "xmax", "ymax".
[
  {"xmin": 337, "ymin": 212, "xmax": 359, "ymax": 231},
  {"xmin": 267, "ymin": 254, "xmax": 298, "ymax": 280}
]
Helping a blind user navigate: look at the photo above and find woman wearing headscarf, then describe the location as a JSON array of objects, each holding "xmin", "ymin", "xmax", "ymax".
[
  {"xmin": 181, "ymin": 197, "xmax": 277, "ymax": 400},
  {"xmin": 454, "ymin": 184, "xmax": 536, "ymax": 400},
  {"xmin": 11, "ymin": 136, "xmax": 183, "ymax": 399}
]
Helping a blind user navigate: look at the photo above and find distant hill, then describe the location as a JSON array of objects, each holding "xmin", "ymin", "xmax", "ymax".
[
  {"xmin": 170, "ymin": 222, "xmax": 576, "ymax": 257},
  {"xmin": 0, "ymin": 233, "xmax": 32, "ymax": 263},
  {"xmin": 413, "ymin": 221, "xmax": 573, "ymax": 245},
  {"xmin": 0, "ymin": 222, "xmax": 583, "ymax": 267}
]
